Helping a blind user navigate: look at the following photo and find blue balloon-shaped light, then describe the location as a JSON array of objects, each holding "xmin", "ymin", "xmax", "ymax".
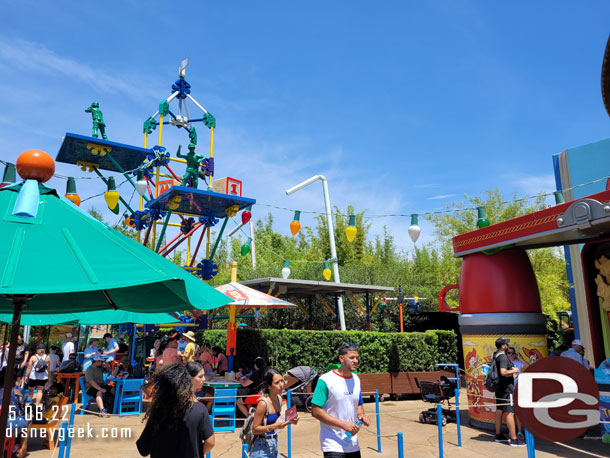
[{"xmin": 12, "ymin": 179, "xmax": 40, "ymax": 218}]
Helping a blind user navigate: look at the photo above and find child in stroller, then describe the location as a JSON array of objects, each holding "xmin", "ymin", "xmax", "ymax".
[{"xmin": 414, "ymin": 375, "xmax": 457, "ymax": 426}]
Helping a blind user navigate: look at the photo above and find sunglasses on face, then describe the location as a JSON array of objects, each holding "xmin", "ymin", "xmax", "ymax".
[{"xmin": 507, "ymin": 351, "xmax": 515, "ymax": 355}]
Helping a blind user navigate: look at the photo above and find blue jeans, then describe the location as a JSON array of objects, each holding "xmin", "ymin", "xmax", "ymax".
[
  {"xmin": 250, "ymin": 435, "xmax": 280, "ymax": 458},
  {"xmin": 6, "ymin": 416, "xmax": 28, "ymax": 436}
]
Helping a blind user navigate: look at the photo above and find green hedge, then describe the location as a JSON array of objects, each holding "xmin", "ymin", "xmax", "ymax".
[{"xmin": 195, "ymin": 328, "xmax": 457, "ymax": 374}]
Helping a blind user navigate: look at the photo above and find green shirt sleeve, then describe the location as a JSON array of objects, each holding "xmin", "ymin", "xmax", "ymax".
[{"xmin": 311, "ymin": 377, "xmax": 329, "ymax": 408}]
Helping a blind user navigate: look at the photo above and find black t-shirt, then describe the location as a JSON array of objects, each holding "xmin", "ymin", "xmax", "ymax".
[
  {"xmin": 136, "ymin": 401, "xmax": 214, "ymax": 458},
  {"xmin": 248, "ymin": 368, "xmax": 265, "ymax": 394},
  {"xmin": 495, "ymin": 352, "xmax": 514, "ymax": 394},
  {"xmin": 15, "ymin": 344, "xmax": 28, "ymax": 365}
]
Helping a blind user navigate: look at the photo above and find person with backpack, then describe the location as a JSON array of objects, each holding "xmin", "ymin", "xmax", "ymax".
[
  {"xmin": 489, "ymin": 337, "xmax": 524, "ymax": 447},
  {"xmin": 243, "ymin": 368, "xmax": 298, "ymax": 457},
  {"xmin": 25, "ymin": 344, "xmax": 50, "ymax": 406}
]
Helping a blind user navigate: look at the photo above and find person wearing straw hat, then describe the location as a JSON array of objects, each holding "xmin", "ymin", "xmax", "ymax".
[{"xmin": 182, "ymin": 331, "xmax": 197, "ymax": 363}]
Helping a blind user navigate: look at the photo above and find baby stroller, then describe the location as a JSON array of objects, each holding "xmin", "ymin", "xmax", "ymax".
[
  {"xmin": 285, "ymin": 366, "xmax": 319, "ymax": 412},
  {"xmin": 414, "ymin": 375, "xmax": 457, "ymax": 427}
]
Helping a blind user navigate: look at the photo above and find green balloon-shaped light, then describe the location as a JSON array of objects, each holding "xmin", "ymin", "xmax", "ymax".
[{"xmin": 241, "ymin": 237, "xmax": 252, "ymax": 256}]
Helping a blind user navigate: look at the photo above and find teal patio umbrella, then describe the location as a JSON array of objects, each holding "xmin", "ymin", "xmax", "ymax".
[
  {"xmin": 0, "ymin": 154, "xmax": 231, "ymax": 451},
  {"xmin": 0, "ymin": 183, "xmax": 230, "ymax": 314},
  {"xmin": 0, "ymin": 310, "xmax": 180, "ymax": 326}
]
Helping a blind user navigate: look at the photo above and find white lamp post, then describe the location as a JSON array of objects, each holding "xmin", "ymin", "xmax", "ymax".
[{"xmin": 285, "ymin": 175, "xmax": 346, "ymax": 331}]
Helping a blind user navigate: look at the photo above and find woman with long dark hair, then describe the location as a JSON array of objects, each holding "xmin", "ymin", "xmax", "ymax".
[
  {"xmin": 250, "ymin": 368, "xmax": 298, "ymax": 458},
  {"xmin": 137, "ymin": 364, "xmax": 215, "ymax": 458}
]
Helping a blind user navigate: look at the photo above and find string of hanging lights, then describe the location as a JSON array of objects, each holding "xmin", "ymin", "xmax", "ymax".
[{"xmin": 5, "ymin": 155, "xmax": 605, "ymax": 281}]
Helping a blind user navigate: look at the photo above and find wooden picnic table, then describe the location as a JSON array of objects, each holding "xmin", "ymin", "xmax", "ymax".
[{"xmin": 56, "ymin": 371, "xmax": 84, "ymax": 402}]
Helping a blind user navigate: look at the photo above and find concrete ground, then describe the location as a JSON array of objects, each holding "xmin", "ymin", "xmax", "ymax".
[{"xmin": 21, "ymin": 392, "xmax": 608, "ymax": 457}]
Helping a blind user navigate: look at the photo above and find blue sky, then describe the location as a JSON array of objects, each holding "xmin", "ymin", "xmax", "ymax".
[{"xmin": 1, "ymin": 1, "xmax": 610, "ymax": 254}]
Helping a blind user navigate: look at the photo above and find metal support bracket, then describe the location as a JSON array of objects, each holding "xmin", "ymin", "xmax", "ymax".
[{"xmin": 557, "ymin": 198, "xmax": 610, "ymax": 230}]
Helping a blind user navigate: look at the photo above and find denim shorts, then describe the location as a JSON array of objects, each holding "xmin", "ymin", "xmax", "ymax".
[{"xmin": 250, "ymin": 435, "xmax": 280, "ymax": 458}]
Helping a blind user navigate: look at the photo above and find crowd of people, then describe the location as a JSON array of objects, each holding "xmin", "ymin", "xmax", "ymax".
[
  {"xmin": 149, "ymin": 333, "xmax": 228, "ymax": 375},
  {"xmin": 0, "ymin": 330, "xmax": 142, "ymax": 454},
  {"xmin": 137, "ymin": 341, "xmax": 370, "ymax": 458},
  {"xmin": 11, "ymin": 328, "xmax": 598, "ymax": 457},
  {"xmin": 490, "ymin": 336, "xmax": 595, "ymax": 448},
  {"xmin": 0, "ymin": 333, "xmax": 105, "ymax": 454}
]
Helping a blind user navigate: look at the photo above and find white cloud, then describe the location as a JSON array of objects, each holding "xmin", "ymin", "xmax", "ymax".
[
  {"xmin": 510, "ymin": 173, "xmax": 556, "ymax": 196},
  {"xmin": 463, "ymin": 340, "xmax": 479, "ymax": 347},
  {"xmin": 0, "ymin": 37, "xmax": 160, "ymax": 100},
  {"xmin": 427, "ymin": 194, "xmax": 456, "ymax": 200},
  {"xmin": 412, "ymin": 183, "xmax": 440, "ymax": 189}
]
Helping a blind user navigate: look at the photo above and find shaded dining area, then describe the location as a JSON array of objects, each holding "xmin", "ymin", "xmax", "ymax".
[{"xmin": 0, "ymin": 153, "xmax": 232, "ymax": 455}]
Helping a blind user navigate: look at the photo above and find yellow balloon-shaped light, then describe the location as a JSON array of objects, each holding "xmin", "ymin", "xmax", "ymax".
[
  {"xmin": 104, "ymin": 176, "xmax": 120, "ymax": 210},
  {"xmin": 290, "ymin": 210, "xmax": 301, "ymax": 236},
  {"xmin": 345, "ymin": 214, "xmax": 357, "ymax": 243},
  {"xmin": 322, "ymin": 261, "xmax": 332, "ymax": 281}
]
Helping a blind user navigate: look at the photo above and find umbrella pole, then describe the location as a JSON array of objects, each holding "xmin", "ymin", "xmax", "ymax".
[
  {"xmin": 76, "ymin": 323, "xmax": 81, "ymax": 351},
  {"xmin": 0, "ymin": 296, "xmax": 26, "ymax": 455},
  {"xmin": 83, "ymin": 326, "xmax": 90, "ymax": 350},
  {"xmin": 1, "ymin": 323, "xmax": 8, "ymax": 366},
  {"xmin": 130, "ymin": 323, "xmax": 136, "ymax": 365}
]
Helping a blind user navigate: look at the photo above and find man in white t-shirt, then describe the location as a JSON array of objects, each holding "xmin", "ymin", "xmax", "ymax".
[
  {"xmin": 311, "ymin": 343, "xmax": 371, "ymax": 458},
  {"xmin": 62, "ymin": 333, "xmax": 75, "ymax": 362}
]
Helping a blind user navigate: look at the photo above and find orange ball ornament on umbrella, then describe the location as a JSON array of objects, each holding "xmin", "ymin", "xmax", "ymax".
[
  {"xmin": 16, "ymin": 149, "xmax": 55, "ymax": 183},
  {"xmin": 12, "ymin": 149, "xmax": 55, "ymax": 219}
]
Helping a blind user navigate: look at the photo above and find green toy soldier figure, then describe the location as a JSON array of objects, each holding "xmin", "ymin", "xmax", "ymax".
[
  {"xmin": 85, "ymin": 101, "xmax": 108, "ymax": 140},
  {"xmin": 176, "ymin": 144, "xmax": 206, "ymax": 188}
]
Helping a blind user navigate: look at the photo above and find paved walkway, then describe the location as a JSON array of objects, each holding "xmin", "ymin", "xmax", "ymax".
[{"xmin": 21, "ymin": 393, "xmax": 608, "ymax": 457}]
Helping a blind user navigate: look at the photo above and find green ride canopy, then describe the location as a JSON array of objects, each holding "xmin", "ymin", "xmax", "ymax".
[
  {"xmin": 0, "ymin": 309, "xmax": 179, "ymax": 326},
  {"xmin": 0, "ymin": 183, "xmax": 231, "ymax": 313}
]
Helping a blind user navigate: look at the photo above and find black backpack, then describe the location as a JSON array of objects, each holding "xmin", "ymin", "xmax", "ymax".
[
  {"xmin": 484, "ymin": 353, "xmax": 501, "ymax": 392},
  {"xmin": 34, "ymin": 355, "xmax": 48, "ymax": 373},
  {"xmin": 240, "ymin": 395, "xmax": 281, "ymax": 451}
]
